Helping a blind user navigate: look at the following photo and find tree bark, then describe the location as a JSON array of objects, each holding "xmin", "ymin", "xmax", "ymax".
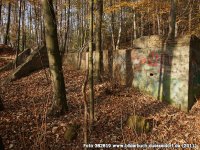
[
  {"xmin": 96, "ymin": 0, "xmax": 103, "ymax": 81},
  {"xmin": 4, "ymin": 2, "xmax": 11, "ymax": 45},
  {"xmin": 22, "ymin": 0, "xmax": 26, "ymax": 51},
  {"xmin": 188, "ymin": 4, "xmax": 192, "ymax": 33},
  {"xmin": 156, "ymin": 3, "xmax": 161, "ymax": 35},
  {"xmin": 15, "ymin": 0, "xmax": 22, "ymax": 68},
  {"xmin": 41, "ymin": 0, "xmax": 68, "ymax": 117},
  {"xmin": 29, "ymin": 5, "xmax": 32, "ymax": 36},
  {"xmin": 116, "ymin": 7, "xmax": 122, "ymax": 50},
  {"xmin": 89, "ymin": 0, "xmax": 94, "ymax": 128},
  {"xmin": 157, "ymin": 14, "xmax": 161, "ymax": 35},
  {"xmin": 62, "ymin": 0, "xmax": 71, "ymax": 55},
  {"xmin": 110, "ymin": 0, "xmax": 116, "ymax": 51},
  {"xmin": 34, "ymin": 3, "xmax": 39, "ymax": 45},
  {"xmin": 0, "ymin": 0, "xmax": 2, "ymax": 25},
  {"xmin": 82, "ymin": 70, "xmax": 88, "ymax": 146},
  {"xmin": 133, "ymin": 9, "xmax": 137, "ymax": 39},
  {"xmin": 167, "ymin": 0, "xmax": 177, "ymax": 41},
  {"xmin": 140, "ymin": 13, "xmax": 144, "ymax": 37}
]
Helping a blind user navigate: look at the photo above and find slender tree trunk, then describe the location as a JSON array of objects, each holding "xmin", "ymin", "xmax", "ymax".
[
  {"xmin": 188, "ymin": 4, "xmax": 192, "ymax": 33},
  {"xmin": 14, "ymin": 3, "xmax": 18, "ymax": 24},
  {"xmin": 133, "ymin": 9, "xmax": 137, "ymax": 39},
  {"xmin": 81, "ymin": 0, "xmax": 85, "ymax": 47},
  {"xmin": 82, "ymin": 70, "xmax": 88, "ymax": 146},
  {"xmin": 162, "ymin": 15, "xmax": 165, "ymax": 36},
  {"xmin": 62, "ymin": 0, "xmax": 70, "ymax": 55},
  {"xmin": 153, "ymin": 14, "xmax": 156, "ymax": 35},
  {"xmin": 157, "ymin": 14, "xmax": 161, "ymax": 35},
  {"xmin": 148, "ymin": 1, "xmax": 150, "ymax": 36},
  {"xmin": 175, "ymin": 22, "xmax": 178, "ymax": 37},
  {"xmin": 15, "ymin": 0, "xmax": 22, "ymax": 68},
  {"xmin": 29, "ymin": 5, "xmax": 32, "ymax": 36},
  {"xmin": 89, "ymin": 0, "xmax": 94, "ymax": 128},
  {"xmin": 0, "ymin": 0, "xmax": 2, "ymax": 25},
  {"xmin": 140, "ymin": 13, "xmax": 144, "ymax": 37},
  {"xmin": 96, "ymin": 0, "xmax": 103, "ymax": 81},
  {"xmin": 77, "ymin": 10, "xmax": 81, "ymax": 49},
  {"xmin": 116, "ymin": 7, "xmax": 122, "ymax": 50},
  {"xmin": 40, "ymin": 14, "xmax": 44, "ymax": 45},
  {"xmin": 22, "ymin": 0, "xmax": 26, "ymax": 51},
  {"xmin": 4, "ymin": 2, "xmax": 11, "ymax": 45},
  {"xmin": 41, "ymin": 0, "xmax": 68, "ymax": 117},
  {"xmin": 59, "ymin": 5, "xmax": 63, "ymax": 49},
  {"xmin": 156, "ymin": 3, "xmax": 161, "ymax": 35},
  {"xmin": 34, "ymin": 3, "xmax": 39, "ymax": 45},
  {"xmin": 110, "ymin": 0, "xmax": 116, "ymax": 51},
  {"xmin": 167, "ymin": 0, "xmax": 177, "ymax": 40}
]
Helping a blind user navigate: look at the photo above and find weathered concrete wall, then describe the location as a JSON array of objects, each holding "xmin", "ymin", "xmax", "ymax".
[
  {"xmin": 63, "ymin": 35, "xmax": 200, "ymax": 111},
  {"xmin": 0, "ymin": 48, "xmax": 31, "ymax": 72},
  {"xmin": 128, "ymin": 36, "xmax": 190, "ymax": 111},
  {"xmin": 1, "ymin": 46, "xmax": 48, "ymax": 84}
]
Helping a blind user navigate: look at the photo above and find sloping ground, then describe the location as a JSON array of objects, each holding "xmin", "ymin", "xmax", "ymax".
[
  {"xmin": 1, "ymin": 46, "xmax": 48, "ymax": 84},
  {"xmin": 0, "ymin": 44, "xmax": 15, "ymax": 68},
  {"xmin": 0, "ymin": 58, "xmax": 9, "ymax": 68},
  {"xmin": 0, "ymin": 67, "xmax": 200, "ymax": 149},
  {"xmin": 0, "ymin": 44, "xmax": 15, "ymax": 56}
]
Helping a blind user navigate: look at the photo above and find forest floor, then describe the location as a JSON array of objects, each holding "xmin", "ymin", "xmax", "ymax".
[
  {"xmin": 0, "ymin": 45, "xmax": 15, "ymax": 68},
  {"xmin": 1, "ymin": 61, "xmax": 200, "ymax": 149}
]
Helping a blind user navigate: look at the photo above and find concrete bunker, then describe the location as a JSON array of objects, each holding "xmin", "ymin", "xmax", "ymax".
[{"xmin": 64, "ymin": 35, "xmax": 200, "ymax": 111}]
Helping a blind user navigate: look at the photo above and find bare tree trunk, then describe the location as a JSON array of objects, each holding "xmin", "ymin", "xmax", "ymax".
[
  {"xmin": 34, "ymin": 3, "xmax": 39, "ymax": 45},
  {"xmin": 40, "ymin": 14, "xmax": 44, "ymax": 45},
  {"xmin": 82, "ymin": 70, "xmax": 88, "ymax": 146},
  {"xmin": 81, "ymin": 0, "xmax": 84, "ymax": 47},
  {"xmin": 29, "ymin": 5, "xmax": 32, "ymax": 36},
  {"xmin": 96, "ymin": 0, "xmax": 103, "ymax": 81},
  {"xmin": 140, "ymin": 13, "xmax": 144, "ymax": 37},
  {"xmin": 59, "ymin": 4, "xmax": 63, "ymax": 49},
  {"xmin": 156, "ymin": 3, "xmax": 161, "ymax": 35},
  {"xmin": 175, "ymin": 22, "xmax": 178, "ymax": 37},
  {"xmin": 110, "ymin": 0, "xmax": 116, "ymax": 51},
  {"xmin": 14, "ymin": 3, "xmax": 18, "ymax": 24},
  {"xmin": 116, "ymin": 7, "xmax": 122, "ymax": 50},
  {"xmin": 62, "ymin": 0, "xmax": 71, "ymax": 55},
  {"xmin": 157, "ymin": 14, "xmax": 161, "ymax": 35},
  {"xmin": 15, "ymin": 0, "xmax": 22, "ymax": 68},
  {"xmin": 4, "ymin": 2, "xmax": 11, "ymax": 45},
  {"xmin": 162, "ymin": 17, "xmax": 165, "ymax": 36},
  {"xmin": 153, "ymin": 14, "xmax": 156, "ymax": 35},
  {"xmin": 147, "ymin": 2, "xmax": 150, "ymax": 36},
  {"xmin": 133, "ymin": 9, "xmax": 137, "ymax": 39},
  {"xmin": 22, "ymin": 0, "xmax": 26, "ymax": 51},
  {"xmin": 89, "ymin": 0, "xmax": 94, "ymax": 129},
  {"xmin": 77, "ymin": 10, "xmax": 81, "ymax": 49},
  {"xmin": 188, "ymin": 4, "xmax": 192, "ymax": 33},
  {"xmin": 41, "ymin": 0, "xmax": 68, "ymax": 117},
  {"xmin": 167, "ymin": 0, "xmax": 177, "ymax": 40},
  {"xmin": 0, "ymin": 0, "xmax": 2, "ymax": 25}
]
